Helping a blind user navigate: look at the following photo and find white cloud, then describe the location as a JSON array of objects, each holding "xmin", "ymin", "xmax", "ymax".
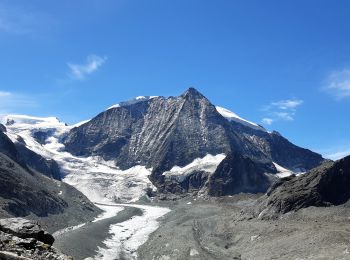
[
  {"xmin": 0, "ymin": 91, "xmax": 37, "ymax": 114},
  {"xmin": 274, "ymin": 112, "xmax": 294, "ymax": 121},
  {"xmin": 261, "ymin": 98, "xmax": 303, "ymax": 125},
  {"xmin": 324, "ymin": 69, "xmax": 350, "ymax": 99},
  {"xmin": 68, "ymin": 55, "xmax": 107, "ymax": 80},
  {"xmin": 262, "ymin": 118, "xmax": 273, "ymax": 125},
  {"xmin": 271, "ymin": 99, "xmax": 303, "ymax": 110}
]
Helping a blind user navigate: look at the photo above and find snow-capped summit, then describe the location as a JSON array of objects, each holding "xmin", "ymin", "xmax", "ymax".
[
  {"xmin": 107, "ymin": 95, "xmax": 159, "ymax": 110},
  {"xmin": 215, "ymin": 106, "xmax": 266, "ymax": 132},
  {"xmin": 1, "ymin": 114, "xmax": 64, "ymax": 128}
]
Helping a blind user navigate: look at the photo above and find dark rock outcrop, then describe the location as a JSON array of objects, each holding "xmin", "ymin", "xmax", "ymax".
[
  {"xmin": 0, "ymin": 218, "xmax": 54, "ymax": 245},
  {"xmin": 258, "ymin": 155, "xmax": 350, "ymax": 218},
  {"xmin": 14, "ymin": 143, "xmax": 61, "ymax": 180},
  {"xmin": 0, "ymin": 218, "xmax": 72, "ymax": 259},
  {"xmin": 207, "ymin": 152, "xmax": 273, "ymax": 196},
  {"xmin": 160, "ymin": 170, "xmax": 210, "ymax": 194}
]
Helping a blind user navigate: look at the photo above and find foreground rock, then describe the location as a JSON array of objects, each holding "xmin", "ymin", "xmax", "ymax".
[
  {"xmin": 0, "ymin": 218, "xmax": 72, "ymax": 260},
  {"xmin": 258, "ymin": 155, "xmax": 350, "ymax": 218}
]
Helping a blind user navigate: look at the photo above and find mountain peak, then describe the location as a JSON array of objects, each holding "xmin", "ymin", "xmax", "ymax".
[{"xmin": 182, "ymin": 87, "xmax": 206, "ymax": 99}]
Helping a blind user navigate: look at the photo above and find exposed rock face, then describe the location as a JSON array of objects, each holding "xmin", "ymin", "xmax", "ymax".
[
  {"xmin": 258, "ymin": 156, "xmax": 350, "ymax": 218},
  {"xmin": 207, "ymin": 153, "xmax": 273, "ymax": 196},
  {"xmin": 160, "ymin": 170, "xmax": 210, "ymax": 194},
  {"xmin": 0, "ymin": 218, "xmax": 72, "ymax": 259},
  {"xmin": 14, "ymin": 143, "xmax": 61, "ymax": 180},
  {"xmin": 0, "ymin": 152, "xmax": 67, "ymax": 217},
  {"xmin": 63, "ymin": 88, "xmax": 324, "ymax": 193}
]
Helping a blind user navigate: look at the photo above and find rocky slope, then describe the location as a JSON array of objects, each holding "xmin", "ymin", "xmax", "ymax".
[
  {"xmin": 257, "ymin": 155, "xmax": 350, "ymax": 218},
  {"xmin": 64, "ymin": 88, "xmax": 324, "ymax": 194}
]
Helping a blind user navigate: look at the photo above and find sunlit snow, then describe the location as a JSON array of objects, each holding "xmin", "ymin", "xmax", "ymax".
[
  {"xmin": 216, "ymin": 106, "xmax": 266, "ymax": 131},
  {"xmin": 107, "ymin": 96, "xmax": 159, "ymax": 110},
  {"xmin": 162, "ymin": 153, "xmax": 226, "ymax": 181}
]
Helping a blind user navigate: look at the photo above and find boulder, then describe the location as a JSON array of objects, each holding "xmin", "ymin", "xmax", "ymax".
[{"xmin": 0, "ymin": 218, "xmax": 54, "ymax": 245}]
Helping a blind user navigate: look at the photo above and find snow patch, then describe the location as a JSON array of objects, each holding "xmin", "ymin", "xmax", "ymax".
[
  {"xmin": 163, "ymin": 154, "xmax": 226, "ymax": 181},
  {"xmin": 107, "ymin": 96, "xmax": 158, "ymax": 110},
  {"xmin": 190, "ymin": 248, "xmax": 199, "ymax": 256},
  {"xmin": 273, "ymin": 162, "xmax": 293, "ymax": 178},
  {"xmin": 216, "ymin": 106, "xmax": 266, "ymax": 131}
]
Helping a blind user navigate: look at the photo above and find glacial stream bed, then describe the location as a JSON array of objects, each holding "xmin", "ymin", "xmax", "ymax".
[{"xmin": 54, "ymin": 203, "xmax": 170, "ymax": 260}]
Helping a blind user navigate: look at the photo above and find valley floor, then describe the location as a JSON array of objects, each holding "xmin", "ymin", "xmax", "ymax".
[
  {"xmin": 138, "ymin": 195, "xmax": 350, "ymax": 260},
  {"xmin": 52, "ymin": 194, "xmax": 350, "ymax": 260}
]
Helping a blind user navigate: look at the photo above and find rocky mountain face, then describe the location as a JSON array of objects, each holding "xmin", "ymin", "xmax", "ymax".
[
  {"xmin": 0, "ymin": 218, "xmax": 72, "ymax": 259},
  {"xmin": 257, "ymin": 155, "xmax": 350, "ymax": 219},
  {"xmin": 64, "ymin": 88, "xmax": 324, "ymax": 195},
  {"xmin": 207, "ymin": 152, "xmax": 273, "ymax": 196}
]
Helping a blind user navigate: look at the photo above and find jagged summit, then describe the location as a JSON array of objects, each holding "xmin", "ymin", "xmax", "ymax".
[{"xmin": 181, "ymin": 87, "xmax": 207, "ymax": 99}]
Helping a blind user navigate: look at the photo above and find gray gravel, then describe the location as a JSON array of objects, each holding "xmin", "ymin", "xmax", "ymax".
[{"xmin": 138, "ymin": 195, "xmax": 350, "ymax": 260}]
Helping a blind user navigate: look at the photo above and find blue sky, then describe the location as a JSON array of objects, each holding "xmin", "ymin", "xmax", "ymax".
[{"xmin": 0, "ymin": 0, "xmax": 349, "ymax": 159}]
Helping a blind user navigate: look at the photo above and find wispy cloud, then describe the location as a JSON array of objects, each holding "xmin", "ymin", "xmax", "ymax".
[
  {"xmin": 319, "ymin": 145, "xmax": 350, "ymax": 161},
  {"xmin": 324, "ymin": 69, "xmax": 350, "ymax": 100},
  {"xmin": 262, "ymin": 118, "xmax": 273, "ymax": 125},
  {"xmin": 0, "ymin": 3, "xmax": 49, "ymax": 35},
  {"xmin": 0, "ymin": 91, "xmax": 37, "ymax": 114},
  {"xmin": 261, "ymin": 98, "xmax": 303, "ymax": 125},
  {"xmin": 271, "ymin": 99, "xmax": 303, "ymax": 110},
  {"xmin": 68, "ymin": 55, "xmax": 107, "ymax": 80}
]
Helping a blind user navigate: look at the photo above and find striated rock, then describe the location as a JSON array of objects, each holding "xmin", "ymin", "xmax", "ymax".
[
  {"xmin": 63, "ymin": 88, "xmax": 324, "ymax": 193},
  {"xmin": 258, "ymin": 155, "xmax": 350, "ymax": 218}
]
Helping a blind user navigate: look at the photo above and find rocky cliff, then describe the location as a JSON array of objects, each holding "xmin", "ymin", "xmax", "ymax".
[{"xmin": 257, "ymin": 155, "xmax": 350, "ymax": 218}]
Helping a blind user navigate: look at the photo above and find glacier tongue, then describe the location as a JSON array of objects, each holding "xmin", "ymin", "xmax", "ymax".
[{"xmin": 2, "ymin": 114, "xmax": 155, "ymax": 204}]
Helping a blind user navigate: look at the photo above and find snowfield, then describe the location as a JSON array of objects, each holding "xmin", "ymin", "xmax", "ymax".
[{"xmin": 216, "ymin": 106, "xmax": 266, "ymax": 132}]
